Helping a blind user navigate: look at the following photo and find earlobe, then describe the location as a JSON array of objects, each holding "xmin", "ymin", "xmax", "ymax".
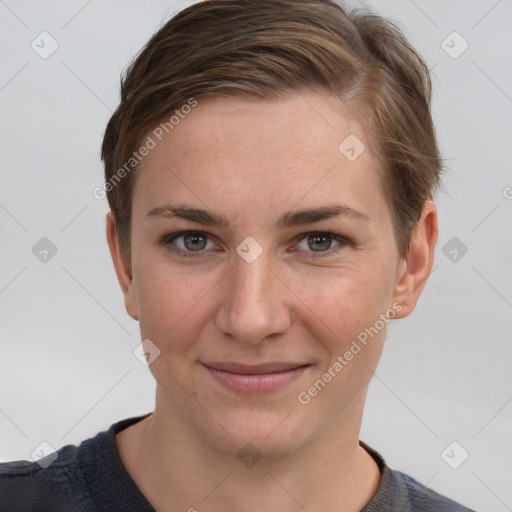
[
  {"xmin": 105, "ymin": 211, "xmax": 139, "ymax": 321},
  {"xmin": 392, "ymin": 201, "xmax": 438, "ymax": 319}
]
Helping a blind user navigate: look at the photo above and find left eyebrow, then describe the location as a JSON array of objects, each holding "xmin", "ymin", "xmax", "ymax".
[{"xmin": 146, "ymin": 203, "xmax": 370, "ymax": 228}]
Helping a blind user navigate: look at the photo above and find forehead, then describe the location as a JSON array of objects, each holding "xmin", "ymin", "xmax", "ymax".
[
  {"xmin": 132, "ymin": 92, "xmax": 388, "ymax": 226},
  {"xmin": 144, "ymin": 93, "xmax": 369, "ymax": 162}
]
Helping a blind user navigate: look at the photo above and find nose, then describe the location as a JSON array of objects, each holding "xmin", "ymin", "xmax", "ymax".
[{"xmin": 215, "ymin": 247, "xmax": 292, "ymax": 345}]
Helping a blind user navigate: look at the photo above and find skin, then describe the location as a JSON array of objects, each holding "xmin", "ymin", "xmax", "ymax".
[{"xmin": 107, "ymin": 92, "xmax": 438, "ymax": 512}]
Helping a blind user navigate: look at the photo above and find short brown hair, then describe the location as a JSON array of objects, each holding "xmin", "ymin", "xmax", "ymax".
[{"xmin": 101, "ymin": 0, "xmax": 443, "ymax": 263}]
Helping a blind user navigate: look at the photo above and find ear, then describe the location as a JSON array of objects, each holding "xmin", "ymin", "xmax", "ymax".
[
  {"xmin": 105, "ymin": 211, "xmax": 139, "ymax": 321},
  {"xmin": 392, "ymin": 200, "xmax": 438, "ymax": 319}
]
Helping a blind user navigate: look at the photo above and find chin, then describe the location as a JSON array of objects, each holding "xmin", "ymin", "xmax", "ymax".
[{"xmin": 201, "ymin": 408, "xmax": 308, "ymax": 461}]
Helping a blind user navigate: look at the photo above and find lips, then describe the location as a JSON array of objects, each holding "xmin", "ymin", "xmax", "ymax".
[
  {"xmin": 202, "ymin": 362, "xmax": 309, "ymax": 374},
  {"xmin": 201, "ymin": 362, "xmax": 311, "ymax": 394}
]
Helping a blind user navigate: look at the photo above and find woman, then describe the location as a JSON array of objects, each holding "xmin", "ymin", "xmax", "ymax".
[{"xmin": 0, "ymin": 1, "xmax": 476, "ymax": 510}]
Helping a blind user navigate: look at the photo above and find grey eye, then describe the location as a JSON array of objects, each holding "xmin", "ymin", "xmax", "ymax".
[
  {"xmin": 174, "ymin": 233, "xmax": 211, "ymax": 252},
  {"xmin": 297, "ymin": 234, "xmax": 339, "ymax": 253}
]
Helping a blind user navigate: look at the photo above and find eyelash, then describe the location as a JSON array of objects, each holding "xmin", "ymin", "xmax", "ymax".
[{"xmin": 162, "ymin": 231, "xmax": 350, "ymax": 259}]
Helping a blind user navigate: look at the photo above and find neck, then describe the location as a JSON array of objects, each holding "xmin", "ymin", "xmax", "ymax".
[{"xmin": 116, "ymin": 389, "xmax": 381, "ymax": 512}]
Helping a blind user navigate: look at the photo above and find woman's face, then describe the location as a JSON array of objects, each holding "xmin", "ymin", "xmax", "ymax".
[{"xmin": 119, "ymin": 92, "xmax": 413, "ymax": 458}]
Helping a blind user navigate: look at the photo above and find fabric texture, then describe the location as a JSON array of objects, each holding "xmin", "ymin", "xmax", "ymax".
[{"xmin": 0, "ymin": 414, "xmax": 476, "ymax": 511}]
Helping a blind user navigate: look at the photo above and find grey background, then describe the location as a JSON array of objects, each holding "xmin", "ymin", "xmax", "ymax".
[{"xmin": 1, "ymin": 1, "xmax": 511, "ymax": 510}]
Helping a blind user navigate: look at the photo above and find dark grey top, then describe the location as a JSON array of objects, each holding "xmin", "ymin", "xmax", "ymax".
[{"xmin": 0, "ymin": 414, "xmax": 476, "ymax": 511}]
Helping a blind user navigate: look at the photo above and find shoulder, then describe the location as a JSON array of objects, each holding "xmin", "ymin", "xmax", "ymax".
[
  {"xmin": 0, "ymin": 414, "xmax": 152, "ymax": 512},
  {"xmin": 0, "ymin": 444, "xmax": 87, "ymax": 512},
  {"xmin": 360, "ymin": 441, "xmax": 477, "ymax": 512},
  {"xmin": 394, "ymin": 469, "xmax": 477, "ymax": 511}
]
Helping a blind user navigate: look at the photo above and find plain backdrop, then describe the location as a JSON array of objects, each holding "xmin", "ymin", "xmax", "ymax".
[{"xmin": 1, "ymin": 1, "xmax": 511, "ymax": 510}]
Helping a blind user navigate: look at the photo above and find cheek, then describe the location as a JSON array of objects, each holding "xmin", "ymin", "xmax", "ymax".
[
  {"xmin": 286, "ymin": 264, "xmax": 394, "ymax": 367},
  {"xmin": 134, "ymin": 261, "xmax": 222, "ymax": 348},
  {"xmin": 290, "ymin": 263, "xmax": 389, "ymax": 326}
]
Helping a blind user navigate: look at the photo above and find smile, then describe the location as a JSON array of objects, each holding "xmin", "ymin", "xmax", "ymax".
[{"xmin": 201, "ymin": 363, "xmax": 311, "ymax": 394}]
